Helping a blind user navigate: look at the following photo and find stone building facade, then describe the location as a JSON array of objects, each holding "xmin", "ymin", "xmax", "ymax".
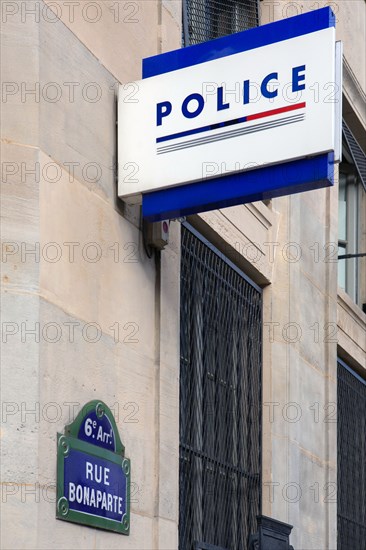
[{"xmin": 1, "ymin": 1, "xmax": 365, "ymax": 549}]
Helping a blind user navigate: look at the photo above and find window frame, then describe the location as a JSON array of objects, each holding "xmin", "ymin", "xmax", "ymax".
[{"xmin": 338, "ymin": 124, "xmax": 366, "ymax": 309}]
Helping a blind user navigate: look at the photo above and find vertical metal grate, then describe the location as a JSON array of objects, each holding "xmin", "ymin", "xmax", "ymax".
[
  {"xmin": 337, "ymin": 359, "xmax": 366, "ymax": 549},
  {"xmin": 180, "ymin": 224, "xmax": 262, "ymax": 550},
  {"xmin": 183, "ymin": 0, "xmax": 259, "ymax": 46}
]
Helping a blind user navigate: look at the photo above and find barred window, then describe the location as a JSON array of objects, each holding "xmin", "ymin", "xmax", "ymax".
[
  {"xmin": 183, "ymin": 0, "xmax": 259, "ymax": 46},
  {"xmin": 179, "ymin": 224, "xmax": 262, "ymax": 550},
  {"xmin": 337, "ymin": 359, "xmax": 366, "ymax": 548}
]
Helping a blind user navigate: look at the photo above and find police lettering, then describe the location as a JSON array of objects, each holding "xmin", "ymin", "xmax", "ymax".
[{"xmin": 156, "ymin": 65, "xmax": 306, "ymax": 126}]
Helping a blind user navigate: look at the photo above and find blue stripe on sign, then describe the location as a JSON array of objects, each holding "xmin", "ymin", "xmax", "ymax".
[
  {"xmin": 142, "ymin": 153, "xmax": 334, "ymax": 222},
  {"xmin": 156, "ymin": 116, "xmax": 248, "ymax": 144},
  {"xmin": 157, "ymin": 102, "xmax": 307, "ymax": 145},
  {"xmin": 143, "ymin": 7, "xmax": 335, "ymax": 78},
  {"xmin": 157, "ymin": 114, "xmax": 305, "ymax": 154}
]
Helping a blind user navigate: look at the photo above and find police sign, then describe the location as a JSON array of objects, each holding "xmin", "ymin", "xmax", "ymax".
[
  {"xmin": 118, "ymin": 7, "xmax": 342, "ymax": 221},
  {"xmin": 56, "ymin": 401, "xmax": 130, "ymax": 535}
]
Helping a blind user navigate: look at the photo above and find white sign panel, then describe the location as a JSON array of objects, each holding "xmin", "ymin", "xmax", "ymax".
[{"xmin": 118, "ymin": 25, "xmax": 336, "ymax": 201}]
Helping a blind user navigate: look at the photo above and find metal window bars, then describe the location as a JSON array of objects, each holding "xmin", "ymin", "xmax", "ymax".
[
  {"xmin": 337, "ymin": 359, "xmax": 366, "ymax": 549},
  {"xmin": 183, "ymin": 0, "xmax": 259, "ymax": 46},
  {"xmin": 180, "ymin": 224, "xmax": 262, "ymax": 550}
]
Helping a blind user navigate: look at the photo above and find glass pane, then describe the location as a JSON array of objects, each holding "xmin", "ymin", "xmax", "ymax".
[
  {"xmin": 338, "ymin": 172, "xmax": 347, "ymax": 242},
  {"xmin": 338, "ymin": 244, "xmax": 346, "ymax": 290}
]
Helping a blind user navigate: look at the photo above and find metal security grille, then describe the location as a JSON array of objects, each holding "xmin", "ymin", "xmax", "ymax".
[
  {"xmin": 337, "ymin": 359, "xmax": 366, "ymax": 549},
  {"xmin": 180, "ymin": 224, "xmax": 262, "ymax": 550},
  {"xmin": 183, "ymin": 0, "xmax": 259, "ymax": 46}
]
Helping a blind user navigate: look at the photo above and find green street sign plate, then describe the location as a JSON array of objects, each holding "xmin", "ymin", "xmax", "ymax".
[{"xmin": 56, "ymin": 400, "xmax": 130, "ymax": 535}]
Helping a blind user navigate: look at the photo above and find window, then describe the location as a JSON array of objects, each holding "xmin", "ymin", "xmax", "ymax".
[
  {"xmin": 338, "ymin": 122, "xmax": 366, "ymax": 310},
  {"xmin": 337, "ymin": 359, "xmax": 366, "ymax": 548},
  {"xmin": 183, "ymin": 0, "xmax": 259, "ymax": 46},
  {"xmin": 179, "ymin": 224, "xmax": 262, "ymax": 550}
]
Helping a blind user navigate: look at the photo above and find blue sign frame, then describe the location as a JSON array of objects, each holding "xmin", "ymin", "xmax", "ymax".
[{"xmin": 141, "ymin": 7, "xmax": 336, "ymax": 221}]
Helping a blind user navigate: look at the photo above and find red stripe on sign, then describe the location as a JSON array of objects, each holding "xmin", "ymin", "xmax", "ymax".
[{"xmin": 246, "ymin": 102, "xmax": 306, "ymax": 122}]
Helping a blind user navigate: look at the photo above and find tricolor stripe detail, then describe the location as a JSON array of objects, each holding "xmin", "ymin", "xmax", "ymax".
[
  {"xmin": 156, "ymin": 102, "xmax": 306, "ymax": 148},
  {"xmin": 157, "ymin": 114, "xmax": 305, "ymax": 154},
  {"xmin": 157, "ymin": 109, "xmax": 306, "ymax": 155}
]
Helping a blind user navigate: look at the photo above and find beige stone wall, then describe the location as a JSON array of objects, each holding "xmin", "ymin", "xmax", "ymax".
[
  {"xmin": 1, "ymin": 1, "xmax": 181, "ymax": 548},
  {"xmin": 1, "ymin": 1, "xmax": 365, "ymax": 549},
  {"xmin": 262, "ymin": 186, "xmax": 339, "ymax": 549},
  {"xmin": 188, "ymin": 201, "xmax": 280, "ymax": 286}
]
